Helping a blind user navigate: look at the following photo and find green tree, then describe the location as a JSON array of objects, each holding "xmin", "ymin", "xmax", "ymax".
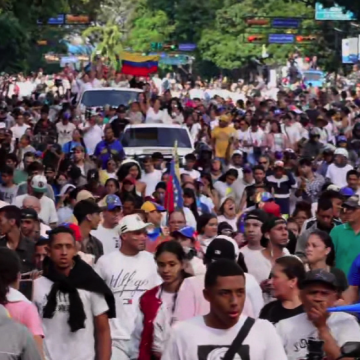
[
  {"xmin": 82, "ymin": 21, "xmax": 124, "ymax": 69},
  {"xmin": 0, "ymin": 0, "xmax": 103, "ymax": 72},
  {"xmin": 127, "ymin": 2, "xmax": 174, "ymax": 52},
  {"xmin": 0, "ymin": 14, "xmax": 29, "ymax": 72},
  {"xmin": 198, "ymin": 0, "xmax": 317, "ymax": 70}
]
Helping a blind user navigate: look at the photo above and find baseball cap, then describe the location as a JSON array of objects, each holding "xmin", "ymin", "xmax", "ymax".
[
  {"xmin": 261, "ymin": 217, "xmax": 287, "ymax": 234},
  {"xmin": 243, "ymin": 165, "xmax": 252, "ymax": 173},
  {"xmin": 141, "ymin": 201, "xmax": 165, "ymax": 213},
  {"xmin": 334, "ymin": 148, "xmax": 349, "ymax": 158},
  {"xmin": 327, "ymin": 184, "xmax": 340, "ymax": 192},
  {"xmin": 274, "ymin": 160, "xmax": 284, "ymax": 168},
  {"xmin": 45, "ymin": 165, "xmax": 55, "ymax": 173},
  {"xmin": 21, "ymin": 208, "xmax": 38, "ymax": 221},
  {"xmin": 171, "ymin": 226, "xmax": 195, "ymax": 240},
  {"xmin": 254, "ymin": 191, "xmax": 273, "ymax": 204},
  {"xmin": 76, "ymin": 190, "xmax": 94, "ymax": 202},
  {"xmin": 87, "ymin": 169, "xmax": 99, "ymax": 181},
  {"xmin": 219, "ymin": 114, "xmax": 231, "ymax": 123},
  {"xmin": 101, "ymin": 194, "xmax": 122, "ymax": 211},
  {"xmin": 337, "ymin": 135, "xmax": 347, "ymax": 143},
  {"xmin": 31, "ymin": 175, "xmax": 47, "ymax": 193},
  {"xmin": 59, "ymin": 184, "xmax": 76, "ymax": 197},
  {"xmin": 343, "ymin": 195, "xmax": 360, "ymax": 209},
  {"xmin": 262, "ymin": 202, "xmax": 281, "ymax": 217},
  {"xmin": 232, "ymin": 150, "xmax": 243, "ymax": 156},
  {"xmin": 205, "ymin": 238, "xmax": 237, "ymax": 261},
  {"xmin": 309, "ymin": 127, "xmax": 321, "ymax": 137},
  {"xmin": 218, "ymin": 222, "xmax": 235, "ymax": 235},
  {"xmin": 119, "ymin": 214, "xmax": 152, "ymax": 234},
  {"xmin": 300, "ymin": 269, "xmax": 338, "ymax": 290},
  {"xmin": 245, "ymin": 209, "xmax": 268, "ymax": 224},
  {"xmin": 340, "ymin": 187, "xmax": 355, "ymax": 197},
  {"xmin": 61, "ymin": 223, "xmax": 82, "ymax": 242}
]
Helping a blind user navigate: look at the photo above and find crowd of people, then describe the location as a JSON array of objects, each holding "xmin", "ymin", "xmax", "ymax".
[{"xmin": 2, "ymin": 66, "xmax": 360, "ymax": 360}]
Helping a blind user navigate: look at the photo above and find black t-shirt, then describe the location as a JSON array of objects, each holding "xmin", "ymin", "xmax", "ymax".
[
  {"xmin": 111, "ymin": 117, "xmax": 129, "ymax": 138},
  {"xmin": 259, "ymin": 300, "xmax": 304, "ymax": 324}
]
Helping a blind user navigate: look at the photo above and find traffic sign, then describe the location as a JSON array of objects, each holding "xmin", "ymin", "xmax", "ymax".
[
  {"xmin": 37, "ymin": 14, "xmax": 65, "ymax": 25},
  {"xmin": 268, "ymin": 34, "xmax": 294, "ymax": 44},
  {"xmin": 245, "ymin": 17, "xmax": 302, "ymax": 28},
  {"xmin": 296, "ymin": 35, "xmax": 317, "ymax": 44},
  {"xmin": 315, "ymin": 2, "xmax": 356, "ymax": 20},
  {"xmin": 246, "ymin": 35, "xmax": 266, "ymax": 43},
  {"xmin": 178, "ymin": 43, "xmax": 197, "ymax": 51},
  {"xmin": 271, "ymin": 18, "xmax": 301, "ymax": 28},
  {"xmin": 65, "ymin": 15, "xmax": 90, "ymax": 25}
]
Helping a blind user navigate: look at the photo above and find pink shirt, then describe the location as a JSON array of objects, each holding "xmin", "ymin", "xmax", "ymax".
[
  {"xmin": 176, "ymin": 274, "xmax": 255, "ymax": 322},
  {"xmin": 5, "ymin": 288, "xmax": 44, "ymax": 337}
]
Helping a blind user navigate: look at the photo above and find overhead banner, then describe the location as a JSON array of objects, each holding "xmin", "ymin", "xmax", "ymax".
[
  {"xmin": 348, "ymin": 37, "xmax": 358, "ymax": 63},
  {"xmin": 342, "ymin": 38, "xmax": 353, "ymax": 64}
]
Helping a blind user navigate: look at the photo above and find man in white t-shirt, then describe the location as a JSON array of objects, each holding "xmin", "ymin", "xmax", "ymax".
[
  {"xmin": 11, "ymin": 111, "xmax": 30, "ymax": 140},
  {"xmin": 79, "ymin": 113, "xmax": 103, "ymax": 156},
  {"xmin": 244, "ymin": 216, "xmax": 290, "ymax": 293},
  {"xmin": 140, "ymin": 156, "xmax": 162, "ymax": 197},
  {"xmin": 56, "ymin": 113, "xmax": 76, "ymax": 146},
  {"xmin": 179, "ymin": 153, "xmax": 201, "ymax": 180},
  {"xmin": 325, "ymin": 148, "xmax": 353, "ymax": 188},
  {"xmin": 162, "ymin": 259, "xmax": 287, "ymax": 360},
  {"xmin": 95, "ymin": 214, "xmax": 162, "ymax": 360},
  {"xmin": 13, "ymin": 175, "xmax": 58, "ymax": 227},
  {"xmin": 91, "ymin": 194, "xmax": 122, "ymax": 254},
  {"xmin": 33, "ymin": 226, "xmax": 113, "ymax": 360},
  {"xmin": 240, "ymin": 209, "xmax": 267, "ymax": 282},
  {"xmin": 276, "ymin": 269, "xmax": 360, "ymax": 360}
]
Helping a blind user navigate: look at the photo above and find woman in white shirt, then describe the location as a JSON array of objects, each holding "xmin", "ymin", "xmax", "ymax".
[
  {"xmin": 145, "ymin": 98, "xmax": 165, "ymax": 123},
  {"xmin": 164, "ymin": 98, "xmax": 184, "ymax": 124}
]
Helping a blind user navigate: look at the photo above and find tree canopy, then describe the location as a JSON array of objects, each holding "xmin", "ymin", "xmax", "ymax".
[{"xmin": 1, "ymin": 0, "xmax": 359, "ymax": 73}]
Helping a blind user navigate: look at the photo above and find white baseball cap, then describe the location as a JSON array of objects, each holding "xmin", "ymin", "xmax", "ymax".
[
  {"xmin": 119, "ymin": 214, "xmax": 152, "ymax": 234},
  {"xmin": 334, "ymin": 148, "xmax": 349, "ymax": 159},
  {"xmin": 31, "ymin": 175, "xmax": 47, "ymax": 193},
  {"xmin": 232, "ymin": 150, "xmax": 243, "ymax": 156}
]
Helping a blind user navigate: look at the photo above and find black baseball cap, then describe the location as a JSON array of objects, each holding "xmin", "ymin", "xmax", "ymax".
[
  {"xmin": 300, "ymin": 269, "xmax": 338, "ymax": 291},
  {"xmin": 245, "ymin": 209, "xmax": 268, "ymax": 224},
  {"xmin": 205, "ymin": 238, "xmax": 236, "ymax": 261},
  {"xmin": 87, "ymin": 169, "xmax": 99, "ymax": 181},
  {"xmin": 218, "ymin": 221, "xmax": 234, "ymax": 235},
  {"xmin": 261, "ymin": 216, "xmax": 286, "ymax": 234},
  {"xmin": 21, "ymin": 208, "xmax": 38, "ymax": 221}
]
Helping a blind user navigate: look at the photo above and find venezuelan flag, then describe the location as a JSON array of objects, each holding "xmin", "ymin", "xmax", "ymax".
[{"xmin": 121, "ymin": 52, "xmax": 159, "ymax": 77}]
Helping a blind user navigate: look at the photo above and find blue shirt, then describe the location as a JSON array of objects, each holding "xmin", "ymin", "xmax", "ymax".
[
  {"xmin": 94, "ymin": 139, "xmax": 125, "ymax": 169},
  {"xmin": 62, "ymin": 141, "xmax": 83, "ymax": 154},
  {"xmin": 348, "ymin": 254, "xmax": 360, "ymax": 286}
]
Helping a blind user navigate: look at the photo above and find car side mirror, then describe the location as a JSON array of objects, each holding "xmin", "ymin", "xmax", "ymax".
[{"xmin": 338, "ymin": 342, "xmax": 360, "ymax": 359}]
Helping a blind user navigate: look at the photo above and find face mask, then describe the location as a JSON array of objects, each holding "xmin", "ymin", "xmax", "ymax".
[{"xmin": 58, "ymin": 180, "xmax": 67, "ymax": 186}]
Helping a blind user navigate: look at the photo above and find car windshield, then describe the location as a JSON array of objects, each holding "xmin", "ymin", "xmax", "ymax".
[
  {"xmin": 304, "ymin": 72, "xmax": 322, "ymax": 82},
  {"xmin": 80, "ymin": 90, "xmax": 141, "ymax": 107},
  {"xmin": 121, "ymin": 127, "xmax": 192, "ymax": 148}
]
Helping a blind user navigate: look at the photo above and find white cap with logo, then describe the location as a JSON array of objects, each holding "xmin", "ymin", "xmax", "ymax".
[
  {"xmin": 119, "ymin": 214, "xmax": 152, "ymax": 234},
  {"xmin": 31, "ymin": 175, "xmax": 48, "ymax": 193}
]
